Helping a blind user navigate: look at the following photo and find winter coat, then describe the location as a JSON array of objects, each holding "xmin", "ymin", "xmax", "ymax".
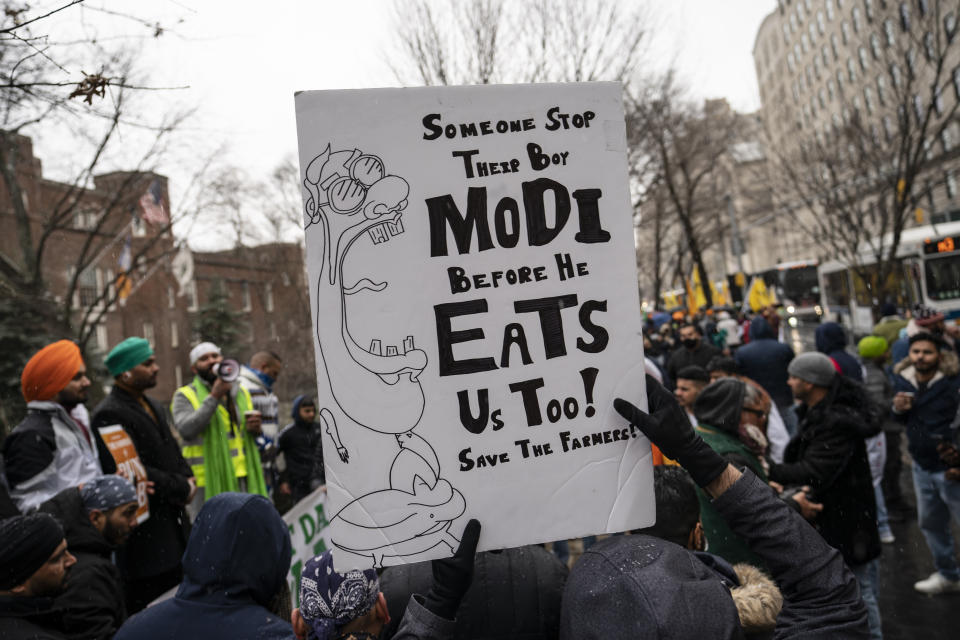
[
  {"xmin": 381, "ymin": 545, "xmax": 567, "ymax": 640},
  {"xmin": 861, "ymin": 360, "xmax": 901, "ymax": 433},
  {"xmin": 872, "ymin": 315, "xmax": 908, "ymax": 346},
  {"xmin": 768, "ymin": 375, "xmax": 881, "ymax": 567},
  {"xmin": 2, "ymin": 401, "xmax": 103, "ymax": 513},
  {"xmin": 815, "ymin": 323, "xmax": 863, "ymax": 383},
  {"xmin": 277, "ymin": 395, "xmax": 325, "ymax": 502},
  {"xmin": 891, "ymin": 350, "xmax": 960, "ymax": 472},
  {"xmin": 0, "ymin": 595, "xmax": 68, "ymax": 640},
  {"xmin": 734, "ymin": 316, "xmax": 796, "ymax": 409},
  {"xmin": 37, "ymin": 487, "xmax": 126, "ymax": 640},
  {"xmin": 114, "ymin": 493, "xmax": 294, "ymax": 640},
  {"xmin": 665, "ymin": 340, "xmax": 720, "ymax": 386},
  {"xmin": 90, "ymin": 386, "xmax": 192, "ymax": 581},
  {"xmin": 559, "ymin": 470, "xmax": 869, "ymax": 639}
]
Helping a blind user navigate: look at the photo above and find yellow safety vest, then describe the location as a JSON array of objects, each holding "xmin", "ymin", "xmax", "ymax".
[{"xmin": 176, "ymin": 383, "xmax": 252, "ymax": 487}]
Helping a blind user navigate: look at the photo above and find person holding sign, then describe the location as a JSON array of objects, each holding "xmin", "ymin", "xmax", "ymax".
[
  {"xmin": 92, "ymin": 337, "xmax": 195, "ymax": 613},
  {"xmin": 38, "ymin": 475, "xmax": 139, "ymax": 639},
  {"xmin": 558, "ymin": 377, "xmax": 870, "ymax": 638}
]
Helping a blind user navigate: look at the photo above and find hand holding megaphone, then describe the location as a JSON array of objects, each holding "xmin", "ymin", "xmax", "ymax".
[{"xmin": 210, "ymin": 358, "xmax": 240, "ymax": 400}]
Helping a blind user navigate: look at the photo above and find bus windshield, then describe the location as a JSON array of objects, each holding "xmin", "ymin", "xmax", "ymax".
[
  {"xmin": 780, "ymin": 266, "xmax": 820, "ymax": 306},
  {"xmin": 925, "ymin": 254, "xmax": 960, "ymax": 301}
]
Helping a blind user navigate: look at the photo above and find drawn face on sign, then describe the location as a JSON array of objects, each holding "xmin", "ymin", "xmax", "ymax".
[{"xmin": 304, "ymin": 146, "xmax": 427, "ymax": 434}]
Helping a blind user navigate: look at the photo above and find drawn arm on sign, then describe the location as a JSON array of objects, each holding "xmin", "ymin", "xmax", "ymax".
[{"xmin": 303, "ymin": 145, "xmax": 466, "ymax": 567}]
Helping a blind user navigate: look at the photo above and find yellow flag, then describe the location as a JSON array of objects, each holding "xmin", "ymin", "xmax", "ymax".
[
  {"xmin": 747, "ymin": 277, "xmax": 774, "ymax": 312},
  {"xmin": 690, "ymin": 269, "xmax": 708, "ymax": 312}
]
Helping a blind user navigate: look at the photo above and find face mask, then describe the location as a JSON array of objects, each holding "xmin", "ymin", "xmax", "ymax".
[{"xmin": 682, "ymin": 338, "xmax": 699, "ymax": 349}]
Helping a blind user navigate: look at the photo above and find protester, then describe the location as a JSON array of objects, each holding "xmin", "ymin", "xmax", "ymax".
[
  {"xmin": 706, "ymin": 356, "xmax": 790, "ymax": 463},
  {"xmin": 858, "ymin": 336, "xmax": 896, "ymax": 543},
  {"xmin": 872, "ymin": 303, "xmax": 908, "ymax": 347},
  {"xmin": 293, "ymin": 520, "xmax": 481, "ymax": 640},
  {"xmin": 562, "ymin": 377, "xmax": 870, "ymax": 638},
  {"xmin": 815, "ymin": 322, "xmax": 864, "ymax": 382},
  {"xmin": 691, "ymin": 378, "xmax": 770, "ymax": 568},
  {"xmin": 277, "ymin": 395, "xmax": 325, "ymax": 505},
  {"xmin": 172, "ymin": 342, "xmax": 267, "ymax": 518},
  {"xmin": 768, "ymin": 352, "xmax": 881, "ymax": 639},
  {"xmin": 914, "ymin": 305, "xmax": 959, "ymax": 353},
  {"xmin": 91, "ymin": 336, "xmax": 196, "ymax": 612},
  {"xmin": 665, "ymin": 323, "xmax": 720, "ymax": 387},
  {"xmin": 715, "ymin": 310, "xmax": 742, "ymax": 353},
  {"xmin": 633, "ymin": 466, "xmax": 705, "ymax": 551},
  {"xmin": 734, "ymin": 316, "xmax": 797, "ymax": 435},
  {"xmin": 38, "ymin": 475, "xmax": 138, "ymax": 639},
  {"xmin": 0, "ymin": 513, "xmax": 77, "ymax": 639},
  {"xmin": 674, "ymin": 365, "xmax": 710, "ymax": 427},
  {"xmin": 380, "ymin": 543, "xmax": 567, "ymax": 640},
  {"xmin": 891, "ymin": 332, "xmax": 960, "ymax": 595},
  {"xmin": 3, "ymin": 340, "xmax": 105, "ymax": 513},
  {"xmin": 114, "ymin": 492, "xmax": 294, "ymax": 639},
  {"xmin": 239, "ymin": 350, "xmax": 284, "ymax": 440}
]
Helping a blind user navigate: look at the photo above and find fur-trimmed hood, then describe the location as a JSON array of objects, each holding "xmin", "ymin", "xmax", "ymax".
[
  {"xmin": 892, "ymin": 346, "xmax": 960, "ymax": 378},
  {"xmin": 731, "ymin": 563, "xmax": 783, "ymax": 635}
]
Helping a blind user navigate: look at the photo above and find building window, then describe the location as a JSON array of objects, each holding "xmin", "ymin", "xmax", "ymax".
[
  {"xmin": 883, "ymin": 115, "xmax": 894, "ymax": 139},
  {"xmin": 864, "ymin": 86, "xmax": 876, "ymax": 113},
  {"xmin": 899, "ymin": 3, "xmax": 910, "ymax": 31},
  {"xmin": 870, "ymin": 33, "xmax": 881, "ymax": 58},
  {"xmin": 876, "ymin": 75, "xmax": 888, "ymax": 104},
  {"xmin": 819, "ymin": 88, "xmax": 827, "ymax": 109},
  {"xmin": 852, "ymin": 7, "xmax": 863, "ymax": 32},
  {"xmin": 913, "ymin": 94, "xmax": 924, "ymax": 122},
  {"xmin": 842, "ymin": 21, "xmax": 851, "ymax": 43},
  {"xmin": 281, "ymin": 272, "xmax": 291, "ymax": 287},
  {"xmin": 890, "ymin": 62, "xmax": 903, "ymax": 88},
  {"xmin": 917, "ymin": 0, "xmax": 928, "ymax": 17},
  {"xmin": 946, "ymin": 13, "xmax": 957, "ymax": 43},
  {"xmin": 265, "ymin": 283, "xmax": 274, "ymax": 313},
  {"xmin": 822, "ymin": 44, "xmax": 831, "ymax": 66},
  {"xmin": 864, "ymin": 0, "xmax": 875, "ymax": 21},
  {"xmin": 858, "ymin": 46, "xmax": 869, "ymax": 70},
  {"xmin": 934, "ymin": 86, "xmax": 944, "ymax": 115},
  {"xmin": 96, "ymin": 325, "xmax": 108, "ymax": 354},
  {"xmin": 242, "ymin": 281, "xmax": 251, "ymax": 311},
  {"xmin": 847, "ymin": 58, "xmax": 858, "ymax": 82},
  {"xmin": 788, "ymin": 52, "xmax": 796, "ymax": 72},
  {"xmin": 186, "ymin": 281, "xmax": 198, "ymax": 312},
  {"xmin": 814, "ymin": 55, "xmax": 822, "ymax": 79},
  {"xmin": 171, "ymin": 321, "xmax": 179, "ymax": 349},
  {"xmin": 817, "ymin": 10, "xmax": 826, "ymax": 33},
  {"xmin": 74, "ymin": 209, "xmax": 99, "ymax": 230},
  {"xmin": 269, "ymin": 321, "xmax": 277, "ymax": 340},
  {"xmin": 906, "ymin": 47, "xmax": 917, "ymax": 76},
  {"xmin": 836, "ymin": 69, "xmax": 845, "ymax": 92},
  {"xmin": 782, "ymin": 22, "xmax": 791, "ymax": 44},
  {"xmin": 923, "ymin": 31, "xmax": 935, "ymax": 61},
  {"xmin": 827, "ymin": 0, "xmax": 836, "ymax": 21},
  {"xmin": 78, "ymin": 268, "xmax": 99, "ymax": 307},
  {"xmin": 167, "ymin": 285, "xmax": 176, "ymax": 309},
  {"xmin": 947, "ymin": 172, "xmax": 958, "ymax": 199},
  {"xmin": 802, "ymin": 33, "xmax": 810, "ymax": 53},
  {"xmin": 809, "ymin": 21, "xmax": 817, "ymax": 44},
  {"xmin": 132, "ymin": 215, "xmax": 146, "ymax": 238},
  {"xmin": 175, "ymin": 365, "xmax": 183, "ymax": 388},
  {"xmin": 954, "ymin": 66, "xmax": 960, "ymax": 99},
  {"xmin": 884, "ymin": 19, "xmax": 896, "ymax": 45},
  {"xmin": 828, "ymin": 79, "xmax": 837, "ymax": 100},
  {"xmin": 942, "ymin": 128, "xmax": 953, "ymax": 153},
  {"xmin": 143, "ymin": 322, "xmax": 154, "ymax": 347}
]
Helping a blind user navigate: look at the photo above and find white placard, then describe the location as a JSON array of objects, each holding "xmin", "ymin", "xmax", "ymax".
[{"xmin": 294, "ymin": 82, "xmax": 652, "ymax": 569}]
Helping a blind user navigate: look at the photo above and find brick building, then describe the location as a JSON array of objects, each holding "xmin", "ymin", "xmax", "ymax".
[{"xmin": 0, "ymin": 133, "xmax": 316, "ymax": 414}]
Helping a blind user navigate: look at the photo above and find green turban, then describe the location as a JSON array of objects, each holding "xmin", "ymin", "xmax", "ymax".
[
  {"xmin": 105, "ymin": 337, "xmax": 154, "ymax": 376},
  {"xmin": 857, "ymin": 335, "xmax": 889, "ymax": 359}
]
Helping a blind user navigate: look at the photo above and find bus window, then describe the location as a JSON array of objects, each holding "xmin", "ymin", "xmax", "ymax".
[
  {"xmin": 824, "ymin": 270, "xmax": 850, "ymax": 306},
  {"xmin": 781, "ymin": 266, "xmax": 820, "ymax": 306},
  {"xmin": 924, "ymin": 254, "xmax": 960, "ymax": 300}
]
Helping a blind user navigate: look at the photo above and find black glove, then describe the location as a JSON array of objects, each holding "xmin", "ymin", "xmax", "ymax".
[
  {"xmin": 614, "ymin": 374, "xmax": 728, "ymax": 488},
  {"xmin": 422, "ymin": 518, "xmax": 481, "ymax": 620}
]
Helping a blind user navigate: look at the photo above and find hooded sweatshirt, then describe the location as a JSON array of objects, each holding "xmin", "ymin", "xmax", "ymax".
[
  {"xmin": 815, "ymin": 323, "xmax": 863, "ymax": 382},
  {"xmin": 735, "ymin": 317, "xmax": 796, "ymax": 408},
  {"xmin": 277, "ymin": 395, "xmax": 325, "ymax": 500},
  {"xmin": 114, "ymin": 493, "xmax": 294, "ymax": 640}
]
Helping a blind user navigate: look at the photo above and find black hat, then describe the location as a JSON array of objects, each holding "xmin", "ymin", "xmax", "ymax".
[{"xmin": 0, "ymin": 513, "xmax": 64, "ymax": 589}]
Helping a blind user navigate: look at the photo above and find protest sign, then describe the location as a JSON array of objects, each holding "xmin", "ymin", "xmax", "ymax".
[
  {"xmin": 294, "ymin": 82, "xmax": 651, "ymax": 569},
  {"xmin": 284, "ymin": 487, "xmax": 331, "ymax": 607},
  {"xmin": 97, "ymin": 425, "xmax": 150, "ymax": 523}
]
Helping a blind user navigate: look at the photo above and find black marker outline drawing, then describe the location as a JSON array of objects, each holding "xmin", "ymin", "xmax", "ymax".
[{"xmin": 303, "ymin": 145, "xmax": 466, "ymax": 567}]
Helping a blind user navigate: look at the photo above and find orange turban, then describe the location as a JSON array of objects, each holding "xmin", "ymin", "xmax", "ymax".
[{"xmin": 21, "ymin": 340, "xmax": 84, "ymax": 402}]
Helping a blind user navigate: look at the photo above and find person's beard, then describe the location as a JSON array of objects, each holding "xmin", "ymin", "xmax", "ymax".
[{"xmin": 197, "ymin": 365, "xmax": 217, "ymax": 384}]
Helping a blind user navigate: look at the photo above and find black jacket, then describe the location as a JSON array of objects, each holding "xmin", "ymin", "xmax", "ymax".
[
  {"xmin": 665, "ymin": 341, "xmax": 720, "ymax": 386},
  {"xmin": 0, "ymin": 595, "xmax": 68, "ymax": 639},
  {"xmin": 277, "ymin": 395, "xmax": 324, "ymax": 500},
  {"xmin": 559, "ymin": 471, "xmax": 869, "ymax": 639},
  {"xmin": 735, "ymin": 317, "xmax": 796, "ymax": 408},
  {"xmin": 891, "ymin": 351, "xmax": 960, "ymax": 471},
  {"xmin": 769, "ymin": 376, "xmax": 881, "ymax": 567},
  {"xmin": 90, "ymin": 386, "xmax": 192, "ymax": 580},
  {"xmin": 815, "ymin": 323, "xmax": 863, "ymax": 383},
  {"xmin": 38, "ymin": 487, "xmax": 126, "ymax": 640}
]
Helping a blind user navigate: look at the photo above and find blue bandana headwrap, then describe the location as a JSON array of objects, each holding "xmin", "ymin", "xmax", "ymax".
[
  {"xmin": 299, "ymin": 551, "xmax": 379, "ymax": 640},
  {"xmin": 81, "ymin": 475, "xmax": 137, "ymax": 513}
]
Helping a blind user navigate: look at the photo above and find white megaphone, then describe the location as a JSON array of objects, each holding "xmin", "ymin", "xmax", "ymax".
[{"xmin": 212, "ymin": 358, "xmax": 240, "ymax": 383}]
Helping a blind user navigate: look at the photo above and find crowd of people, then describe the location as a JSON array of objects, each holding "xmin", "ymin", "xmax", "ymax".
[{"xmin": 1, "ymin": 299, "xmax": 960, "ymax": 638}]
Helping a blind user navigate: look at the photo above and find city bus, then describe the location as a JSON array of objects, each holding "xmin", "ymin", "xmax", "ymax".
[
  {"xmin": 761, "ymin": 260, "xmax": 822, "ymax": 320},
  {"xmin": 817, "ymin": 220, "xmax": 960, "ymax": 337}
]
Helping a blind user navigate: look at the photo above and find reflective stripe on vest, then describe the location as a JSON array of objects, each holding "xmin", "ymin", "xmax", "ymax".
[{"xmin": 176, "ymin": 384, "xmax": 251, "ymax": 487}]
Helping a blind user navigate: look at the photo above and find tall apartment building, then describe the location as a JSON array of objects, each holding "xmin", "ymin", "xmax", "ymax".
[
  {"xmin": 0, "ymin": 134, "xmax": 316, "ymax": 413},
  {"xmin": 753, "ymin": 0, "xmax": 960, "ymax": 226}
]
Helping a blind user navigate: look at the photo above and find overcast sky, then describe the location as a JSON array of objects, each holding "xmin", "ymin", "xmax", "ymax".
[{"xmin": 28, "ymin": 0, "xmax": 776, "ymax": 245}]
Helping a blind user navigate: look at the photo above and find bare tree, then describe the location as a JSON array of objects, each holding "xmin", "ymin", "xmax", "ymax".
[
  {"xmin": 390, "ymin": 0, "xmax": 652, "ymax": 86},
  {"xmin": 768, "ymin": 0, "xmax": 960, "ymax": 307}
]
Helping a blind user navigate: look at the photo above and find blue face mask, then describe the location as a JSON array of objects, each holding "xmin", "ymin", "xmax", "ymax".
[{"xmin": 253, "ymin": 368, "xmax": 275, "ymax": 391}]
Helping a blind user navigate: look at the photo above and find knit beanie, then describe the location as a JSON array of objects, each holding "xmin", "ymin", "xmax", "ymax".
[
  {"xmin": 0, "ymin": 514, "xmax": 65, "ymax": 589},
  {"xmin": 787, "ymin": 352, "xmax": 837, "ymax": 387},
  {"xmin": 104, "ymin": 337, "xmax": 154, "ymax": 376}
]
